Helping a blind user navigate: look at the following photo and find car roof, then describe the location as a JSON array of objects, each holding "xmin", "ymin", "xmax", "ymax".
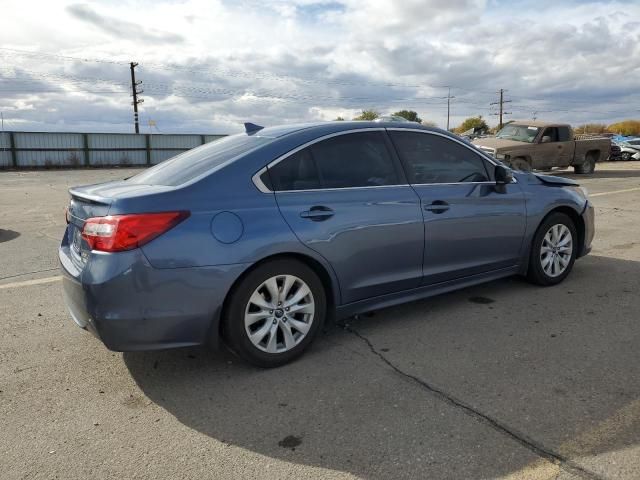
[{"xmin": 251, "ymin": 120, "xmax": 443, "ymax": 139}]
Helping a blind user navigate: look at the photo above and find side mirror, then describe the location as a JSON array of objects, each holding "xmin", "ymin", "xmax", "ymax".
[
  {"xmin": 495, "ymin": 165, "xmax": 513, "ymax": 185},
  {"xmin": 541, "ymin": 135, "xmax": 551, "ymax": 143}
]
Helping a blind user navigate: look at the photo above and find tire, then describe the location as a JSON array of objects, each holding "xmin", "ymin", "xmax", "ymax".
[
  {"xmin": 621, "ymin": 152, "xmax": 632, "ymax": 161},
  {"xmin": 574, "ymin": 153, "xmax": 596, "ymax": 174},
  {"xmin": 509, "ymin": 157, "xmax": 531, "ymax": 172},
  {"xmin": 527, "ymin": 212, "xmax": 578, "ymax": 286},
  {"xmin": 223, "ymin": 258, "xmax": 326, "ymax": 368}
]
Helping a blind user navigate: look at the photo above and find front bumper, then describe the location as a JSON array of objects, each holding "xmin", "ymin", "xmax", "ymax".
[
  {"xmin": 59, "ymin": 238, "xmax": 248, "ymax": 351},
  {"xmin": 579, "ymin": 200, "xmax": 595, "ymax": 258}
]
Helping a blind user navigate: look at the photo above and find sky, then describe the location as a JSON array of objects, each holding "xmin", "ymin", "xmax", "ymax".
[{"xmin": 1, "ymin": 0, "xmax": 639, "ymax": 134}]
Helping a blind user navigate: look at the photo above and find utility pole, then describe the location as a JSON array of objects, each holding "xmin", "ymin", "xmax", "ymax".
[
  {"xmin": 129, "ymin": 62, "xmax": 144, "ymax": 134},
  {"xmin": 490, "ymin": 88, "xmax": 511, "ymax": 129},
  {"xmin": 1, "ymin": 112, "xmax": 4, "ymax": 132},
  {"xmin": 446, "ymin": 86, "xmax": 455, "ymax": 131}
]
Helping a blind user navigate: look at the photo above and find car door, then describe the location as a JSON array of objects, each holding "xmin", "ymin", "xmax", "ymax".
[
  {"xmin": 388, "ymin": 129, "xmax": 526, "ymax": 285},
  {"xmin": 265, "ymin": 129, "xmax": 424, "ymax": 304}
]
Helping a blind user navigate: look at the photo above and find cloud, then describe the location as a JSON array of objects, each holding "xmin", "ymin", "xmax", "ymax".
[
  {"xmin": 1, "ymin": 0, "xmax": 639, "ymax": 133},
  {"xmin": 66, "ymin": 3, "xmax": 184, "ymax": 44}
]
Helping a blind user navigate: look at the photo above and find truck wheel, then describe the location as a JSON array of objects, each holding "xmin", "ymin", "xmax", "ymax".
[
  {"xmin": 510, "ymin": 157, "xmax": 531, "ymax": 172},
  {"xmin": 574, "ymin": 153, "xmax": 596, "ymax": 174}
]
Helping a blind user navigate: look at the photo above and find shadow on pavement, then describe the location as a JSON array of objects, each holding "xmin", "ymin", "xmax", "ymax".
[
  {"xmin": 124, "ymin": 254, "xmax": 640, "ymax": 479},
  {"xmin": 556, "ymin": 167, "xmax": 640, "ymax": 180}
]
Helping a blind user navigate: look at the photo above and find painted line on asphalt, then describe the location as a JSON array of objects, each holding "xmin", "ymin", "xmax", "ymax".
[
  {"xmin": 591, "ymin": 186, "xmax": 640, "ymax": 197},
  {"xmin": 0, "ymin": 276, "xmax": 62, "ymax": 290}
]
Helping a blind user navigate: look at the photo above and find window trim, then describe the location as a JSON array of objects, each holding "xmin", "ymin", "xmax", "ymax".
[{"xmin": 251, "ymin": 127, "xmax": 515, "ymax": 193}]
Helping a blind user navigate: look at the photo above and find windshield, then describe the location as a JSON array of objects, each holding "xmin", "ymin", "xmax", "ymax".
[
  {"xmin": 496, "ymin": 124, "xmax": 540, "ymax": 143},
  {"xmin": 127, "ymin": 134, "xmax": 272, "ymax": 186}
]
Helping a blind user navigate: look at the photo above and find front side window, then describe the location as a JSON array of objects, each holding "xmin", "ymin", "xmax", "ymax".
[
  {"xmin": 541, "ymin": 127, "xmax": 559, "ymax": 142},
  {"xmin": 265, "ymin": 131, "xmax": 400, "ymax": 191},
  {"xmin": 390, "ymin": 131, "xmax": 489, "ymax": 184}
]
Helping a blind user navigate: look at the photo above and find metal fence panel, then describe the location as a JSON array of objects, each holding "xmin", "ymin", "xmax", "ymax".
[
  {"xmin": 0, "ymin": 132, "xmax": 10, "ymax": 168},
  {"xmin": 16, "ymin": 150, "xmax": 84, "ymax": 168},
  {"xmin": 0, "ymin": 131, "xmax": 228, "ymax": 169},
  {"xmin": 14, "ymin": 132, "xmax": 83, "ymax": 149},
  {"xmin": 150, "ymin": 134, "xmax": 202, "ymax": 149}
]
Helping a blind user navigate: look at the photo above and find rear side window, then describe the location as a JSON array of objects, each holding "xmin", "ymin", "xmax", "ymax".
[
  {"xmin": 390, "ymin": 131, "xmax": 489, "ymax": 184},
  {"xmin": 558, "ymin": 126, "xmax": 571, "ymax": 142},
  {"xmin": 310, "ymin": 131, "xmax": 399, "ymax": 188},
  {"xmin": 265, "ymin": 131, "xmax": 401, "ymax": 191},
  {"xmin": 265, "ymin": 149, "xmax": 320, "ymax": 191},
  {"xmin": 128, "ymin": 134, "xmax": 271, "ymax": 186}
]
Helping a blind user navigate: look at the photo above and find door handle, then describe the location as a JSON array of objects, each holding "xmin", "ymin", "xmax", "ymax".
[
  {"xmin": 300, "ymin": 206, "xmax": 334, "ymax": 221},
  {"xmin": 424, "ymin": 201, "xmax": 450, "ymax": 214}
]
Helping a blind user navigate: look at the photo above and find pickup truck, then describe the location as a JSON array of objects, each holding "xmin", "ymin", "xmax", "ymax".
[{"xmin": 472, "ymin": 121, "xmax": 610, "ymax": 174}]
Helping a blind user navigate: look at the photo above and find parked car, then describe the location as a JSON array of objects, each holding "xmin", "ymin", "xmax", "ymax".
[
  {"xmin": 473, "ymin": 121, "xmax": 610, "ymax": 173},
  {"xmin": 609, "ymin": 143, "xmax": 623, "ymax": 161},
  {"xmin": 616, "ymin": 139, "xmax": 640, "ymax": 161},
  {"xmin": 60, "ymin": 121, "xmax": 594, "ymax": 367}
]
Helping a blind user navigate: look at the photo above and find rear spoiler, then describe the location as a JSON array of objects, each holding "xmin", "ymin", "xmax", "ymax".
[{"xmin": 69, "ymin": 187, "xmax": 112, "ymax": 206}]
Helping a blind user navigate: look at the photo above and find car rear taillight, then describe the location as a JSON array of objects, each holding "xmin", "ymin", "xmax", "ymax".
[{"xmin": 81, "ymin": 211, "xmax": 189, "ymax": 252}]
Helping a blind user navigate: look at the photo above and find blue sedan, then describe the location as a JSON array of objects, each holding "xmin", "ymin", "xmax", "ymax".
[{"xmin": 60, "ymin": 121, "xmax": 594, "ymax": 367}]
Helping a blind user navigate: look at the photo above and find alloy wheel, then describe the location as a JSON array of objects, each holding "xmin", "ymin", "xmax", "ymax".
[
  {"xmin": 540, "ymin": 224, "xmax": 573, "ymax": 277},
  {"xmin": 244, "ymin": 275, "xmax": 315, "ymax": 354}
]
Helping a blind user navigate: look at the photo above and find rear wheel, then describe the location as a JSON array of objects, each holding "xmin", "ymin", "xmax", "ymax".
[
  {"xmin": 527, "ymin": 212, "xmax": 578, "ymax": 286},
  {"xmin": 621, "ymin": 151, "xmax": 632, "ymax": 161},
  {"xmin": 574, "ymin": 153, "xmax": 596, "ymax": 174},
  {"xmin": 223, "ymin": 259, "xmax": 326, "ymax": 368}
]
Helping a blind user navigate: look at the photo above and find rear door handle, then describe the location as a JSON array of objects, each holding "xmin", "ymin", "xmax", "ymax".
[
  {"xmin": 300, "ymin": 206, "xmax": 334, "ymax": 221},
  {"xmin": 424, "ymin": 201, "xmax": 450, "ymax": 214}
]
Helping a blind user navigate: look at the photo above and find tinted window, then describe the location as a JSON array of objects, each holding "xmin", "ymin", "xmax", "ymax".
[
  {"xmin": 128, "ymin": 134, "xmax": 271, "ymax": 186},
  {"xmin": 390, "ymin": 131, "xmax": 489, "ymax": 184},
  {"xmin": 310, "ymin": 131, "xmax": 399, "ymax": 188},
  {"xmin": 266, "ymin": 149, "xmax": 320, "ymax": 191},
  {"xmin": 558, "ymin": 126, "xmax": 571, "ymax": 142},
  {"xmin": 542, "ymin": 127, "xmax": 559, "ymax": 142}
]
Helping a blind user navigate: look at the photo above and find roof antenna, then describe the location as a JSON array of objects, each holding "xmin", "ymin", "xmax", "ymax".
[{"xmin": 244, "ymin": 122, "xmax": 264, "ymax": 135}]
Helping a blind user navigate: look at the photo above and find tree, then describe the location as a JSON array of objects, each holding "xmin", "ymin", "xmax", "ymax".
[
  {"xmin": 353, "ymin": 110, "xmax": 379, "ymax": 121},
  {"xmin": 607, "ymin": 120, "xmax": 640, "ymax": 136},
  {"xmin": 575, "ymin": 123, "xmax": 610, "ymax": 134},
  {"xmin": 454, "ymin": 116, "xmax": 489, "ymax": 134},
  {"xmin": 392, "ymin": 110, "xmax": 422, "ymax": 123},
  {"xmin": 334, "ymin": 116, "xmax": 345, "ymax": 121}
]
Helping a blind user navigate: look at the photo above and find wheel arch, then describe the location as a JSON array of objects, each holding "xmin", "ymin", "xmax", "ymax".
[
  {"xmin": 216, "ymin": 252, "xmax": 339, "ymax": 344},
  {"xmin": 521, "ymin": 205, "xmax": 585, "ymax": 275}
]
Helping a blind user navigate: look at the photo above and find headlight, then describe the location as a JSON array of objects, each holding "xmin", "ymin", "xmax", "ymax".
[{"xmin": 495, "ymin": 153, "xmax": 509, "ymax": 160}]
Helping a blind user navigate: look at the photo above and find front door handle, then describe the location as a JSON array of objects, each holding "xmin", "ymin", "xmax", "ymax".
[
  {"xmin": 424, "ymin": 201, "xmax": 450, "ymax": 214},
  {"xmin": 300, "ymin": 206, "xmax": 334, "ymax": 221}
]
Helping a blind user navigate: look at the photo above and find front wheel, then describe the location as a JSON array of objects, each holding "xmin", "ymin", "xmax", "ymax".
[
  {"xmin": 509, "ymin": 157, "xmax": 531, "ymax": 172},
  {"xmin": 527, "ymin": 213, "xmax": 578, "ymax": 286},
  {"xmin": 223, "ymin": 259, "xmax": 326, "ymax": 368},
  {"xmin": 621, "ymin": 152, "xmax": 632, "ymax": 161}
]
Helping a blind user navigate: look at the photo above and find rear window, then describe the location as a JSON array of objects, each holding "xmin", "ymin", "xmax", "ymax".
[{"xmin": 127, "ymin": 134, "xmax": 271, "ymax": 186}]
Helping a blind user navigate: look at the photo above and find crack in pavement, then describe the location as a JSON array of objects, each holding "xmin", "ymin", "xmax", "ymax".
[
  {"xmin": 0, "ymin": 267, "xmax": 59, "ymax": 281},
  {"xmin": 342, "ymin": 323, "xmax": 605, "ymax": 480}
]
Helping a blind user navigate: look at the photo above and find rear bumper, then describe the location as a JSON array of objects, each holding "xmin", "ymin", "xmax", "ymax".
[
  {"xmin": 579, "ymin": 200, "xmax": 595, "ymax": 258},
  {"xmin": 59, "ymin": 243, "xmax": 248, "ymax": 351}
]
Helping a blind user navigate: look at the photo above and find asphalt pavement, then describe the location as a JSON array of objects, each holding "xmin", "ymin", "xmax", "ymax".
[{"xmin": 1, "ymin": 162, "xmax": 639, "ymax": 479}]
